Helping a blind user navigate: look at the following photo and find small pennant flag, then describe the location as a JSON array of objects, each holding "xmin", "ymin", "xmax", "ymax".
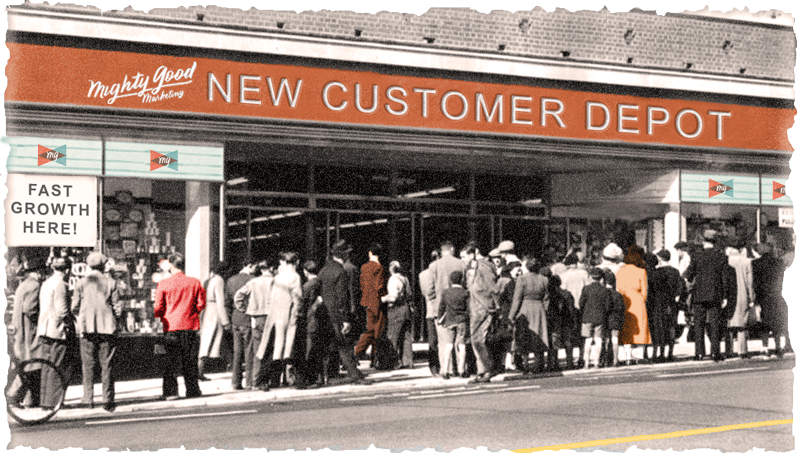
[
  {"xmin": 773, "ymin": 181, "xmax": 787, "ymax": 200},
  {"xmin": 709, "ymin": 179, "xmax": 734, "ymax": 198},
  {"xmin": 37, "ymin": 145, "xmax": 67, "ymax": 166},
  {"xmin": 150, "ymin": 150, "xmax": 179, "ymax": 172}
]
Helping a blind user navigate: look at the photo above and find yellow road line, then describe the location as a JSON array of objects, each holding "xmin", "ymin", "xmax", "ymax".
[{"xmin": 513, "ymin": 419, "xmax": 793, "ymax": 452}]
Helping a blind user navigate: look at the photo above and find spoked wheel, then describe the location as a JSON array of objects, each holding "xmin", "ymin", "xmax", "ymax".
[{"xmin": 5, "ymin": 358, "xmax": 65, "ymax": 425}]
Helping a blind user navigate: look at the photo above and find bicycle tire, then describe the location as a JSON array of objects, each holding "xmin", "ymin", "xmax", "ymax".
[{"xmin": 5, "ymin": 358, "xmax": 65, "ymax": 425}]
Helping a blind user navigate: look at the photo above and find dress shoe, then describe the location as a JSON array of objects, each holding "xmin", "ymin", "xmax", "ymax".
[
  {"xmin": 471, "ymin": 373, "xmax": 491, "ymax": 384},
  {"xmin": 693, "ymin": 355, "xmax": 704, "ymax": 361},
  {"xmin": 712, "ymin": 354, "xmax": 725, "ymax": 362},
  {"xmin": 198, "ymin": 375, "xmax": 211, "ymax": 382},
  {"xmin": 186, "ymin": 391, "xmax": 203, "ymax": 399},
  {"xmin": 460, "ymin": 372, "xmax": 470, "ymax": 379},
  {"xmin": 102, "ymin": 402, "xmax": 116, "ymax": 413},
  {"xmin": 442, "ymin": 373, "xmax": 451, "ymax": 380},
  {"xmin": 232, "ymin": 384, "xmax": 244, "ymax": 391}
]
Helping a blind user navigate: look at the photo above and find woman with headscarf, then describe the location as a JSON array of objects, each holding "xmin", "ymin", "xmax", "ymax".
[
  {"xmin": 257, "ymin": 252, "xmax": 302, "ymax": 388},
  {"xmin": 616, "ymin": 245, "xmax": 651, "ymax": 365},
  {"xmin": 509, "ymin": 256, "xmax": 549, "ymax": 374}
]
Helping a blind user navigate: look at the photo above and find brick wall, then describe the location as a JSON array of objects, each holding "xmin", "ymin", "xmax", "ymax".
[{"xmin": 12, "ymin": 2, "xmax": 796, "ymax": 81}]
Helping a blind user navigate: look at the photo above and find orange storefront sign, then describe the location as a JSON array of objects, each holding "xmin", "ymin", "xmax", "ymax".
[{"xmin": 6, "ymin": 42, "xmax": 794, "ymax": 151}]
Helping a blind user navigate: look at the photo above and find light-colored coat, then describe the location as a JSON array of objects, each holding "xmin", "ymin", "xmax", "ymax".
[
  {"xmin": 257, "ymin": 266, "xmax": 302, "ymax": 360},
  {"xmin": 38, "ymin": 273, "xmax": 72, "ymax": 340},
  {"xmin": 727, "ymin": 250, "xmax": 754, "ymax": 328},
  {"xmin": 12, "ymin": 275, "xmax": 41, "ymax": 362},
  {"xmin": 199, "ymin": 273, "xmax": 229, "ymax": 358},
  {"xmin": 430, "ymin": 253, "xmax": 466, "ymax": 315},
  {"xmin": 71, "ymin": 270, "xmax": 120, "ymax": 336},
  {"xmin": 616, "ymin": 264, "xmax": 651, "ymax": 345}
]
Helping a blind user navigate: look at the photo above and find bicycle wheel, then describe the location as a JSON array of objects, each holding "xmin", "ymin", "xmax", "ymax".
[{"xmin": 5, "ymin": 358, "xmax": 65, "ymax": 425}]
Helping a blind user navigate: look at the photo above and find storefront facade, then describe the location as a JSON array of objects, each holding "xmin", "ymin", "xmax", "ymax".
[{"xmin": 4, "ymin": 5, "xmax": 795, "ymax": 371}]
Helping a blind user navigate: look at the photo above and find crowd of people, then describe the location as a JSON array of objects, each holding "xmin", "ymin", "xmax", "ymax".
[{"xmin": 7, "ymin": 229, "xmax": 792, "ymax": 410}]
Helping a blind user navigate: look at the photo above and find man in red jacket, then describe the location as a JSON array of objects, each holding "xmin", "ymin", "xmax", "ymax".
[
  {"xmin": 154, "ymin": 253, "xmax": 206, "ymax": 399},
  {"xmin": 354, "ymin": 243, "xmax": 387, "ymax": 362}
]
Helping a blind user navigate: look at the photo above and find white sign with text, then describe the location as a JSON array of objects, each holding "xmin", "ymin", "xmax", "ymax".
[
  {"xmin": 779, "ymin": 207, "xmax": 794, "ymax": 228},
  {"xmin": 5, "ymin": 173, "xmax": 98, "ymax": 246}
]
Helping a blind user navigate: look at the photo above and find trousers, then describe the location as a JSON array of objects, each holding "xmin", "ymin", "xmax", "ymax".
[
  {"xmin": 79, "ymin": 333, "xmax": 116, "ymax": 405},
  {"xmin": 470, "ymin": 310, "xmax": 493, "ymax": 375},
  {"xmin": 386, "ymin": 305, "xmax": 413, "ymax": 368},
  {"xmin": 354, "ymin": 305, "xmax": 387, "ymax": 358},
  {"xmin": 38, "ymin": 336, "xmax": 77, "ymax": 408},
  {"xmin": 426, "ymin": 318, "xmax": 440, "ymax": 375},
  {"xmin": 693, "ymin": 302, "xmax": 722, "ymax": 358},
  {"xmin": 162, "ymin": 330, "xmax": 202, "ymax": 398},
  {"xmin": 231, "ymin": 323, "xmax": 252, "ymax": 388}
]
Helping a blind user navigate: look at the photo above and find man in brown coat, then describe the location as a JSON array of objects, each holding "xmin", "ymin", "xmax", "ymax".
[
  {"xmin": 72, "ymin": 252, "xmax": 121, "ymax": 411},
  {"xmin": 354, "ymin": 243, "xmax": 388, "ymax": 361}
]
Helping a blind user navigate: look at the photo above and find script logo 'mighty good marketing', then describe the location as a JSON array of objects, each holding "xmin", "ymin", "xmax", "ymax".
[
  {"xmin": 38, "ymin": 145, "xmax": 67, "ymax": 166},
  {"xmin": 773, "ymin": 181, "xmax": 787, "ymax": 200},
  {"xmin": 87, "ymin": 62, "xmax": 196, "ymax": 105},
  {"xmin": 150, "ymin": 150, "xmax": 178, "ymax": 172},
  {"xmin": 709, "ymin": 179, "xmax": 734, "ymax": 198}
]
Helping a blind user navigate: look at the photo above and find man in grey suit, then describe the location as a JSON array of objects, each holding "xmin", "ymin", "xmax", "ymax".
[
  {"xmin": 429, "ymin": 241, "xmax": 466, "ymax": 376},
  {"xmin": 72, "ymin": 252, "xmax": 121, "ymax": 411},
  {"xmin": 419, "ymin": 250, "xmax": 440, "ymax": 376}
]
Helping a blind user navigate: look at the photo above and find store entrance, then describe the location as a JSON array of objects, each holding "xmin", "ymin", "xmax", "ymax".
[{"xmin": 225, "ymin": 203, "xmax": 546, "ymax": 341}]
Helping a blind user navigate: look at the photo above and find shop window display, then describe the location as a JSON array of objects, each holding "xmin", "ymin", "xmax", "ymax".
[{"xmin": 102, "ymin": 178, "xmax": 186, "ymax": 334}]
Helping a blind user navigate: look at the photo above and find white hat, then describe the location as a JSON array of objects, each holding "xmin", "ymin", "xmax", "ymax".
[
  {"xmin": 497, "ymin": 240, "xmax": 515, "ymax": 253},
  {"xmin": 602, "ymin": 243, "xmax": 623, "ymax": 260}
]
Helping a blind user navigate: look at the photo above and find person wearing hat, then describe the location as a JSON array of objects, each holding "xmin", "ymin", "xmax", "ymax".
[
  {"xmin": 234, "ymin": 259, "xmax": 276, "ymax": 391},
  {"xmin": 71, "ymin": 252, "xmax": 121, "ymax": 411},
  {"xmin": 317, "ymin": 240, "xmax": 368, "ymax": 384},
  {"xmin": 648, "ymin": 250, "xmax": 683, "ymax": 363},
  {"xmin": 597, "ymin": 243, "xmax": 624, "ymax": 284},
  {"xmin": 683, "ymin": 230, "xmax": 735, "ymax": 362},
  {"xmin": 37, "ymin": 256, "xmax": 77, "ymax": 409},
  {"xmin": 154, "ymin": 253, "xmax": 207, "ymax": 399},
  {"xmin": 8, "ymin": 257, "xmax": 46, "ymax": 408}
]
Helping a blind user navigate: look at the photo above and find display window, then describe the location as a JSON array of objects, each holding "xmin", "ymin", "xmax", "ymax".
[{"xmin": 101, "ymin": 178, "xmax": 187, "ymax": 334}]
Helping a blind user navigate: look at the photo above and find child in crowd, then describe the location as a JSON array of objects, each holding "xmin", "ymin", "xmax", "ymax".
[
  {"xmin": 602, "ymin": 269, "xmax": 627, "ymax": 367},
  {"xmin": 437, "ymin": 270, "xmax": 469, "ymax": 379},
  {"xmin": 578, "ymin": 268, "xmax": 611, "ymax": 369}
]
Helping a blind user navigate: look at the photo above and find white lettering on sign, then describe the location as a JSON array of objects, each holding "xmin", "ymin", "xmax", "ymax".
[
  {"xmin": 5, "ymin": 174, "xmax": 98, "ymax": 247},
  {"xmin": 88, "ymin": 62, "xmax": 196, "ymax": 105}
]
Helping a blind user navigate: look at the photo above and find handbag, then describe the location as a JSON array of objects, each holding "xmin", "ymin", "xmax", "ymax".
[{"xmin": 487, "ymin": 312, "xmax": 513, "ymax": 344}]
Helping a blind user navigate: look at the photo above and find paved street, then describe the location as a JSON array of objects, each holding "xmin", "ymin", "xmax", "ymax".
[{"xmin": 7, "ymin": 356, "xmax": 794, "ymax": 451}]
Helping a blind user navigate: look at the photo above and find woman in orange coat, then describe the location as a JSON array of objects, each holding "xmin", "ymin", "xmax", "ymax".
[{"xmin": 616, "ymin": 245, "xmax": 651, "ymax": 365}]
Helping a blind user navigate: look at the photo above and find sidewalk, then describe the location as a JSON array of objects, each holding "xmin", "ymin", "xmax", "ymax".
[{"xmin": 41, "ymin": 338, "xmax": 792, "ymax": 423}]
